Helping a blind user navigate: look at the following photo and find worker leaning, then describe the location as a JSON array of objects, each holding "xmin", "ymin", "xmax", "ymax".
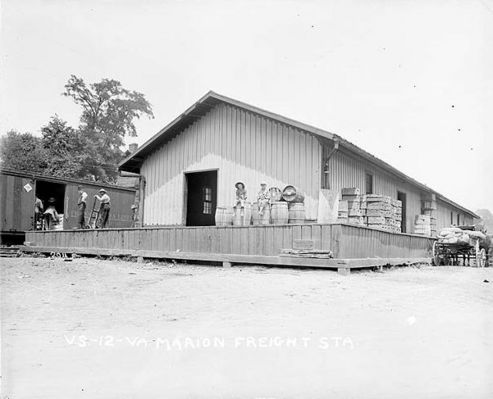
[
  {"xmin": 77, "ymin": 185, "xmax": 88, "ymax": 229},
  {"xmin": 94, "ymin": 189, "xmax": 111, "ymax": 229}
]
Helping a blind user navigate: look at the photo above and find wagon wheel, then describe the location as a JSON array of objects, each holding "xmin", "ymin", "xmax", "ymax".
[
  {"xmin": 432, "ymin": 241, "xmax": 441, "ymax": 266},
  {"xmin": 476, "ymin": 247, "xmax": 487, "ymax": 268}
]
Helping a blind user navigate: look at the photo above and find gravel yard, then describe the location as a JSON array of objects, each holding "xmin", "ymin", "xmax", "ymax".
[{"xmin": 1, "ymin": 256, "xmax": 492, "ymax": 398}]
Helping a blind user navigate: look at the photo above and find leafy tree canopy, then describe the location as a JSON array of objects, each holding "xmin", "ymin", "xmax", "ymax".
[
  {"xmin": 0, "ymin": 76, "xmax": 153, "ymax": 182},
  {"xmin": 0, "ymin": 130, "xmax": 48, "ymax": 173},
  {"xmin": 63, "ymin": 75, "xmax": 154, "ymax": 180}
]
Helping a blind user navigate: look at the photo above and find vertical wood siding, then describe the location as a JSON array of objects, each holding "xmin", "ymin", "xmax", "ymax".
[
  {"xmin": 141, "ymin": 103, "xmax": 322, "ymax": 225},
  {"xmin": 25, "ymin": 224, "xmax": 434, "ymax": 259},
  {"xmin": 435, "ymin": 199, "xmax": 474, "ymax": 230}
]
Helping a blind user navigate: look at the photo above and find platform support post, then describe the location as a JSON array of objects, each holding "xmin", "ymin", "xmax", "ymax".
[
  {"xmin": 338, "ymin": 267, "xmax": 350, "ymax": 276},
  {"xmin": 222, "ymin": 261, "xmax": 232, "ymax": 268}
]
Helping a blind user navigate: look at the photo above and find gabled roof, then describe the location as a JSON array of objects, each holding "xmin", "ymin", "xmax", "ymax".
[{"xmin": 119, "ymin": 91, "xmax": 478, "ymax": 218}]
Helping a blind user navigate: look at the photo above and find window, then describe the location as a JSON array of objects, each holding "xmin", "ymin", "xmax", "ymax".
[
  {"xmin": 451, "ymin": 212, "xmax": 453, "ymax": 225},
  {"xmin": 457, "ymin": 213, "xmax": 460, "ymax": 226},
  {"xmin": 365, "ymin": 173, "xmax": 374, "ymax": 194},
  {"xmin": 202, "ymin": 187, "xmax": 212, "ymax": 214}
]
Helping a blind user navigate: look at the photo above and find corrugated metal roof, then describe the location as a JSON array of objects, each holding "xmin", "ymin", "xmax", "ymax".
[{"xmin": 119, "ymin": 91, "xmax": 478, "ymax": 218}]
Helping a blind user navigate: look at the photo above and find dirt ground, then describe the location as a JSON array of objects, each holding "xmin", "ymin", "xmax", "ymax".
[{"xmin": 1, "ymin": 256, "xmax": 492, "ymax": 399}]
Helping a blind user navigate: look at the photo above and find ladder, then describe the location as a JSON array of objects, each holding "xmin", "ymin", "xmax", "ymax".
[{"xmin": 87, "ymin": 198, "xmax": 100, "ymax": 229}]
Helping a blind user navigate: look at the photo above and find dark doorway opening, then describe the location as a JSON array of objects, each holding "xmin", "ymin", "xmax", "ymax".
[
  {"xmin": 397, "ymin": 191, "xmax": 407, "ymax": 233},
  {"xmin": 35, "ymin": 180, "xmax": 66, "ymax": 215},
  {"xmin": 185, "ymin": 171, "xmax": 217, "ymax": 226}
]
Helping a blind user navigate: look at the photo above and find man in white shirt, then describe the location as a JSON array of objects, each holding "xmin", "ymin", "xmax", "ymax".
[
  {"xmin": 77, "ymin": 185, "xmax": 88, "ymax": 229},
  {"xmin": 94, "ymin": 188, "xmax": 111, "ymax": 228}
]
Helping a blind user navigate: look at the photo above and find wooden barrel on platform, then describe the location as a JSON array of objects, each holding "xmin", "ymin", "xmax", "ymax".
[
  {"xmin": 271, "ymin": 201, "xmax": 288, "ymax": 225},
  {"xmin": 251, "ymin": 202, "xmax": 260, "ymax": 225},
  {"xmin": 282, "ymin": 185, "xmax": 305, "ymax": 203},
  {"xmin": 288, "ymin": 202, "xmax": 305, "ymax": 224},
  {"xmin": 215, "ymin": 207, "xmax": 233, "ymax": 226},
  {"xmin": 269, "ymin": 187, "xmax": 282, "ymax": 202},
  {"xmin": 233, "ymin": 202, "xmax": 252, "ymax": 226},
  {"xmin": 259, "ymin": 203, "xmax": 271, "ymax": 225}
]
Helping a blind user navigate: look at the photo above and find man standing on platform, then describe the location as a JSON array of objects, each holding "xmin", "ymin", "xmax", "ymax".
[
  {"xmin": 77, "ymin": 185, "xmax": 88, "ymax": 229},
  {"xmin": 94, "ymin": 189, "xmax": 111, "ymax": 229}
]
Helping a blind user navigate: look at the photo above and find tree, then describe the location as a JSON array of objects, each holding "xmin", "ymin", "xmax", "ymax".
[
  {"xmin": 63, "ymin": 75, "xmax": 154, "ymax": 181},
  {"xmin": 0, "ymin": 130, "xmax": 48, "ymax": 172},
  {"xmin": 40, "ymin": 115, "xmax": 85, "ymax": 178}
]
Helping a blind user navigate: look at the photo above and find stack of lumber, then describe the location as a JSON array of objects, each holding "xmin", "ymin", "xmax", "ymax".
[
  {"xmin": 338, "ymin": 188, "xmax": 364, "ymax": 225},
  {"xmin": 413, "ymin": 215, "xmax": 431, "ymax": 236}
]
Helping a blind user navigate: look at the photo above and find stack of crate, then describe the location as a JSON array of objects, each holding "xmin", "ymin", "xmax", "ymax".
[
  {"xmin": 422, "ymin": 200, "xmax": 437, "ymax": 236},
  {"xmin": 364, "ymin": 194, "xmax": 392, "ymax": 230},
  {"xmin": 338, "ymin": 189, "xmax": 402, "ymax": 231},
  {"xmin": 361, "ymin": 194, "xmax": 402, "ymax": 232},
  {"xmin": 338, "ymin": 188, "xmax": 364, "ymax": 225},
  {"xmin": 390, "ymin": 198, "xmax": 403, "ymax": 232},
  {"xmin": 414, "ymin": 214, "xmax": 432, "ymax": 236}
]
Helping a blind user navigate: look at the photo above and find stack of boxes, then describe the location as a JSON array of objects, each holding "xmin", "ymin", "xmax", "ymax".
[
  {"xmin": 338, "ymin": 188, "xmax": 365, "ymax": 225},
  {"xmin": 337, "ymin": 188, "xmax": 402, "ymax": 232},
  {"xmin": 421, "ymin": 199, "xmax": 437, "ymax": 236},
  {"xmin": 390, "ymin": 198, "xmax": 403, "ymax": 232},
  {"xmin": 413, "ymin": 215, "xmax": 432, "ymax": 236}
]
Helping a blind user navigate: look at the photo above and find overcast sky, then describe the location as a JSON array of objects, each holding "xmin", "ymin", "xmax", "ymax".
[{"xmin": 1, "ymin": 0, "xmax": 492, "ymax": 211}]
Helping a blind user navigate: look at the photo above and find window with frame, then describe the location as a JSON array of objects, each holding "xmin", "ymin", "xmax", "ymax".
[
  {"xmin": 365, "ymin": 173, "xmax": 374, "ymax": 194},
  {"xmin": 203, "ymin": 187, "xmax": 212, "ymax": 214}
]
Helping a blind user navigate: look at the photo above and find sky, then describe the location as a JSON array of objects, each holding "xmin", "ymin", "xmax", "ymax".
[{"xmin": 1, "ymin": 0, "xmax": 492, "ymax": 212}]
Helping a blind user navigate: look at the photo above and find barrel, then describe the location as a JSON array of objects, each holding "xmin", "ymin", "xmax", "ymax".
[
  {"xmin": 269, "ymin": 187, "xmax": 282, "ymax": 202},
  {"xmin": 215, "ymin": 207, "xmax": 234, "ymax": 226},
  {"xmin": 271, "ymin": 201, "xmax": 288, "ymax": 225},
  {"xmin": 259, "ymin": 203, "xmax": 271, "ymax": 225},
  {"xmin": 288, "ymin": 202, "xmax": 305, "ymax": 224},
  {"xmin": 233, "ymin": 202, "xmax": 252, "ymax": 226},
  {"xmin": 251, "ymin": 202, "xmax": 260, "ymax": 225},
  {"xmin": 282, "ymin": 185, "xmax": 305, "ymax": 203}
]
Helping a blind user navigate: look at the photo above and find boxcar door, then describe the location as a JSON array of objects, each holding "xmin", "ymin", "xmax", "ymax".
[{"xmin": 19, "ymin": 177, "xmax": 36, "ymax": 231}]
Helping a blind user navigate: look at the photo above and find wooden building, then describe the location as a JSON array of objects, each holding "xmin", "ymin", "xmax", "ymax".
[{"xmin": 120, "ymin": 91, "xmax": 477, "ymax": 233}]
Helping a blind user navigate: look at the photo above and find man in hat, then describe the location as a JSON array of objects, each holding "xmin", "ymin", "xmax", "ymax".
[
  {"xmin": 43, "ymin": 197, "xmax": 60, "ymax": 230},
  {"xmin": 257, "ymin": 181, "xmax": 271, "ymax": 216},
  {"xmin": 94, "ymin": 189, "xmax": 111, "ymax": 229},
  {"xmin": 235, "ymin": 182, "xmax": 247, "ymax": 208},
  {"xmin": 77, "ymin": 185, "xmax": 88, "ymax": 229}
]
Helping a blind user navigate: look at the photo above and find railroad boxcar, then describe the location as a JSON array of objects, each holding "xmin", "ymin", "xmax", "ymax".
[{"xmin": 0, "ymin": 168, "xmax": 137, "ymax": 244}]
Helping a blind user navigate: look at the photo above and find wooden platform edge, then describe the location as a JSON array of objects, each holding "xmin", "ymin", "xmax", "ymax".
[{"xmin": 20, "ymin": 245, "xmax": 430, "ymax": 273}]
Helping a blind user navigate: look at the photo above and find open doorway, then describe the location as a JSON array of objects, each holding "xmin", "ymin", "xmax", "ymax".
[
  {"xmin": 35, "ymin": 180, "xmax": 66, "ymax": 229},
  {"xmin": 185, "ymin": 170, "xmax": 217, "ymax": 226},
  {"xmin": 397, "ymin": 191, "xmax": 407, "ymax": 233}
]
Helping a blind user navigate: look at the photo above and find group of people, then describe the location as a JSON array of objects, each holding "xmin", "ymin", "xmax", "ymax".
[
  {"xmin": 77, "ymin": 186, "xmax": 111, "ymax": 229},
  {"xmin": 34, "ymin": 196, "xmax": 60, "ymax": 230},
  {"xmin": 235, "ymin": 181, "xmax": 272, "ymax": 216},
  {"xmin": 34, "ymin": 186, "xmax": 111, "ymax": 230}
]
